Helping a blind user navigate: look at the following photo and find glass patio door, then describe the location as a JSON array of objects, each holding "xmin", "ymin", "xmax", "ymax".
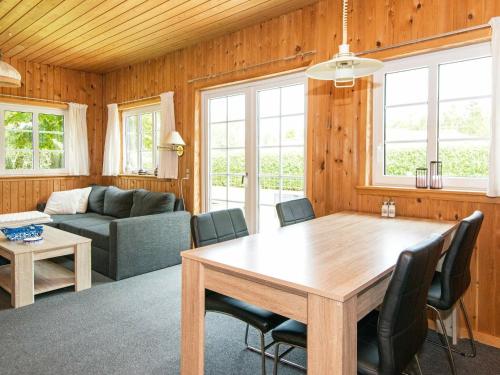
[{"xmin": 203, "ymin": 73, "xmax": 306, "ymax": 233}]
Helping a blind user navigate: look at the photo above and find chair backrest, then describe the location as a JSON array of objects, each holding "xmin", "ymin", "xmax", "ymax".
[
  {"xmin": 440, "ymin": 210, "xmax": 484, "ymax": 308},
  {"xmin": 275, "ymin": 198, "xmax": 315, "ymax": 227},
  {"xmin": 377, "ymin": 234, "xmax": 444, "ymax": 375},
  {"xmin": 190, "ymin": 208, "xmax": 249, "ymax": 248}
]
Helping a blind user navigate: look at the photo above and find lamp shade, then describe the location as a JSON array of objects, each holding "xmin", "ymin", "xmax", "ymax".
[
  {"xmin": 305, "ymin": 55, "xmax": 384, "ymax": 81},
  {"xmin": 165, "ymin": 131, "xmax": 185, "ymax": 146},
  {"xmin": 0, "ymin": 60, "xmax": 21, "ymax": 88}
]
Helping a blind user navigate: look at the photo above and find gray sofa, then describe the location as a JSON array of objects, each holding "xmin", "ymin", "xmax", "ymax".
[{"xmin": 42, "ymin": 185, "xmax": 191, "ymax": 280}]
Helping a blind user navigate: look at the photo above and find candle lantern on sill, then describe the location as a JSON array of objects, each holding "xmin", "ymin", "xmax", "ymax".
[
  {"xmin": 415, "ymin": 168, "xmax": 428, "ymax": 189},
  {"xmin": 429, "ymin": 161, "xmax": 443, "ymax": 189}
]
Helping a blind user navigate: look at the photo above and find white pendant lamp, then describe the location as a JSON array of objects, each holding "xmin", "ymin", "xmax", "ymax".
[
  {"xmin": 306, "ymin": 0, "xmax": 383, "ymax": 88},
  {"xmin": 0, "ymin": 51, "xmax": 21, "ymax": 88}
]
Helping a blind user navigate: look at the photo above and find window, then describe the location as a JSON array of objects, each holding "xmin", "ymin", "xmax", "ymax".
[
  {"xmin": 203, "ymin": 73, "xmax": 307, "ymax": 233},
  {"xmin": 123, "ymin": 106, "xmax": 161, "ymax": 174},
  {"xmin": 0, "ymin": 103, "xmax": 66, "ymax": 175},
  {"xmin": 373, "ymin": 43, "xmax": 492, "ymax": 189}
]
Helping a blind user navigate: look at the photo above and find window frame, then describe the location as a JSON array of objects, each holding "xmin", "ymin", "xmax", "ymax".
[
  {"xmin": 372, "ymin": 42, "xmax": 492, "ymax": 190},
  {"xmin": 0, "ymin": 102, "xmax": 68, "ymax": 176},
  {"xmin": 121, "ymin": 104, "xmax": 161, "ymax": 175}
]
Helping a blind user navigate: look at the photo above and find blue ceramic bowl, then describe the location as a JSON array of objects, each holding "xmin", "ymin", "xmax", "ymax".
[{"xmin": 1, "ymin": 224, "xmax": 44, "ymax": 241}]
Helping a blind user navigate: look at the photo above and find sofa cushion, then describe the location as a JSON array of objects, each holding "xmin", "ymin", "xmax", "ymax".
[
  {"xmin": 130, "ymin": 189, "xmax": 176, "ymax": 217},
  {"xmin": 104, "ymin": 187, "xmax": 134, "ymax": 218},
  {"xmin": 79, "ymin": 224, "xmax": 110, "ymax": 250},
  {"xmin": 59, "ymin": 216, "xmax": 114, "ymax": 237},
  {"xmin": 49, "ymin": 213, "xmax": 107, "ymax": 227},
  {"xmin": 88, "ymin": 186, "xmax": 108, "ymax": 214}
]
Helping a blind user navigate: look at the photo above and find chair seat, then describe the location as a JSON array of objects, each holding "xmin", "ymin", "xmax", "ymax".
[
  {"xmin": 205, "ymin": 290, "xmax": 287, "ymax": 333},
  {"xmin": 357, "ymin": 311, "xmax": 381, "ymax": 375},
  {"xmin": 427, "ymin": 272, "xmax": 451, "ymax": 310},
  {"xmin": 271, "ymin": 320, "xmax": 307, "ymax": 348}
]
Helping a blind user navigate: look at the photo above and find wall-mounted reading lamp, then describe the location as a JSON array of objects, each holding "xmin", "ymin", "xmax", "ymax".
[{"xmin": 158, "ymin": 131, "xmax": 186, "ymax": 156}]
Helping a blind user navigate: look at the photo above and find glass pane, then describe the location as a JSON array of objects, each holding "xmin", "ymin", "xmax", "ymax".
[
  {"xmin": 211, "ymin": 176, "xmax": 227, "ymax": 200},
  {"xmin": 38, "ymin": 113, "xmax": 63, "ymax": 132},
  {"xmin": 227, "ymin": 94, "xmax": 245, "ymax": 121},
  {"xmin": 439, "ymin": 140, "xmax": 489, "ymax": 177},
  {"xmin": 259, "ymin": 205, "xmax": 279, "ymax": 232},
  {"xmin": 4, "ymin": 110, "xmax": 33, "ymax": 131},
  {"xmin": 39, "ymin": 133, "xmax": 63, "ymax": 150},
  {"xmin": 141, "ymin": 151, "xmax": 153, "ymax": 170},
  {"xmin": 281, "ymin": 115, "xmax": 304, "ymax": 146},
  {"xmin": 210, "ymin": 149, "xmax": 227, "ymax": 173},
  {"xmin": 259, "ymin": 117, "xmax": 280, "ymax": 146},
  {"xmin": 282, "ymin": 147, "xmax": 304, "ymax": 176},
  {"xmin": 228, "ymin": 175, "xmax": 245, "ymax": 202},
  {"xmin": 210, "ymin": 97, "xmax": 227, "ymax": 123},
  {"xmin": 210, "ymin": 200, "xmax": 227, "ymax": 211},
  {"xmin": 228, "ymin": 121, "xmax": 245, "ymax": 148},
  {"xmin": 439, "ymin": 57, "xmax": 492, "ymax": 100},
  {"xmin": 281, "ymin": 84, "xmax": 304, "ymax": 115},
  {"xmin": 40, "ymin": 150, "xmax": 64, "ymax": 169},
  {"xmin": 258, "ymin": 88, "xmax": 280, "ymax": 117},
  {"xmin": 385, "ymin": 142, "xmax": 427, "ymax": 176},
  {"xmin": 259, "ymin": 177, "xmax": 281, "ymax": 205},
  {"xmin": 210, "ymin": 123, "xmax": 226, "ymax": 148},
  {"xmin": 141, "ymin": 113, "xmax": 153, "ymax": 151},
  {"xmin": 385, "ymin": 68, "xmax": 429, "ymax": 106},
  {"xmin": 6, "ymin": 131, "xmax": 33, "ymax": 149},
  {"xmin": 259, "ymin": 148, "xmax": 280, "ymax": 175},
  {"xmin": 439, "ymin": 98, "xmax": 490, "ymax": 139},
  {"xmin": 281, "ymin": 178, "xmax": 304, "ymax": 200},
  {"xmin": 385, "ymin": 105, "xmax": 427, "ymax": 141},
  {"xmin": 126, "ymin": 116, "xmax": 139, "ymax": 172},
  {"xmin": 228, "ymin": 201, "xmax": 245, "ymax": 211},
  {"xmin": 5, "ymin": 150, "xmax": 33, "ymax": 169},
  {"xmin": 126, "ymin": 115, "xmax": 138, "ymax": 133},
  {"xmin": 228, "ymin": 149, "xmax": 245, "ymax": 174}
]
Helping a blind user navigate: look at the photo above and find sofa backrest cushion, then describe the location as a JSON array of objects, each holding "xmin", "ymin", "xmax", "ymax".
[
  {"xmin": 130, "ymin": 189, "xmax": 176, "ymax": 217},
  {"xmin": 103, "ymin": 186, "xmax": 134, "ymax": 218},
  {"xmin": 87, "ymin": 185, "xmax": 108, "ymax": 214}
]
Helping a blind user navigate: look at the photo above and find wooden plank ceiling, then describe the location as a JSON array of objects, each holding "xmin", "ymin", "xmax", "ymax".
[{"xmin": 0, "ymin": 0, "xmax": 317, "ymax": 73}]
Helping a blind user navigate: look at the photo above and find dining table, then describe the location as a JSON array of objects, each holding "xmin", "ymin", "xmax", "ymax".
[{"xmin": 180, "ymin": 211, "xmax": 457, "ymax": 374}]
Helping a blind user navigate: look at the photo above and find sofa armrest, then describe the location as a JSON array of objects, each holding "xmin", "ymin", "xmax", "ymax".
[{"xmin": 109, "ymin": 211, "xmax": 191, "ymax": 280}]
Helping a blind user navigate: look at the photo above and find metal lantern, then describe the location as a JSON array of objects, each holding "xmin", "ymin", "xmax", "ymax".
[
  {"xmin": 415, "ymin": 168, "xmax": 428, "ymax": 189},
  {"xmin": 429, "ymin": 161, "xmax": 443, "ymax": 189}
]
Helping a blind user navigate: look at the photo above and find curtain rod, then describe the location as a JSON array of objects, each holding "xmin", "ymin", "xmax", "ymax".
[
  {"xmin": 187, "ymin": 50, "xmax": 316, "ymax": 84},
  {"xmin": 0, "ymin": 94, "xmax": 68, "ymax": 105},
  {"xmin": 116, "ymin": 94, "xmax": 160, "ymax": 105},
  {"xmin": 356, "ymin": 23, "xmax": 491, "ymax": 56}
]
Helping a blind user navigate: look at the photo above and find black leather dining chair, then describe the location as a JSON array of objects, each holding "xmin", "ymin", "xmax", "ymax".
[
  {"xmin": 270, "ymin": 234, "xmax": 444, "ymax": 375},
  {"xmin": 275, "ymin": 198, "xmax": 315, "ymax": 227},
  {"xmin": 191, "ymin": 208, "xmax": 288, "ymax": 375},
  {"xmin": 426, "ymin": 210, "xmax": 484, "ymax": 375}
]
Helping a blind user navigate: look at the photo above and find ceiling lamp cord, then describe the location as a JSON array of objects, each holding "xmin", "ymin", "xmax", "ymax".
[{"xmin": 305, "ymin": 0, "xmax": 383, "ymax": 88}]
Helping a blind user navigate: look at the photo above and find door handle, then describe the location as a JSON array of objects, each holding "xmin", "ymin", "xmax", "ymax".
[{"xmin": 241, "ymin": 172, "xmax": 248, "ymax": 185}]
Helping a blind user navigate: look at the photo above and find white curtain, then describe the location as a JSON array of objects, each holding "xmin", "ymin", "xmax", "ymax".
[
  {"xmin": 158, "ymin": 92, "xmax": 178, "ymax": 179},
  {"xmin": 102, "ymin": 103, "xmax": 121, "ymax": 176},
  {"xmin": 67, "ymin": 103, "xmax": 89, "ymax": 176},
  {"xmin": 488, "ymin": 17, "xmax": 500, "ymax": 197}
]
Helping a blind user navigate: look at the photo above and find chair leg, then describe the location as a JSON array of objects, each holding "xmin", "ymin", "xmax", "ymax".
[
  {"xmin": 273, "ymin": 343, "xmax": 280, "ymax": 375},
  {"xmin": 260, "ymin": 331, "xmax": 267, "ymax": 375},
  {"xmin": 458, "ymin": 298, "xmax": 477, "ymax": 358},
  {"xmin": 415, "ymin": 354, "xmax": 423, "ymax": 375},
  {"xmin": 427, "ymin": 305, "xmax": 457, "ymax": 375}
]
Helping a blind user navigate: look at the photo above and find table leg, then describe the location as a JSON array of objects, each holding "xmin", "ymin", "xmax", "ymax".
[
  {"xmin": 12, "ymin": 252, "xmax": 34, "ymax": 308},
  {"xmin": 75, "ymin": 242, "xmax": 91, "ymax": 291},
  {"xmin": 181, "ymin": 258, "xmax": 205, "ymax": 375},
  {"xmin": 307, "ymin": 294, "xmax": 357, "ymax": 374}
]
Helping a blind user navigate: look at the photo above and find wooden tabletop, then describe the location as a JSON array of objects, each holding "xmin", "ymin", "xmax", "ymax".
[
  {"xmin": 182, "ymin": 211, "xmax": 457, "ymax": 302},
  {"xmin": 0, "ymin": 225, "xmax": 91, "ymax": 255}
]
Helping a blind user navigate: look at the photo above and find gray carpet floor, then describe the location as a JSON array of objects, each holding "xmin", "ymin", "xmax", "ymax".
[{"xmin": 0, "ymin": 263, "xmax": 499, "ymax": 375}]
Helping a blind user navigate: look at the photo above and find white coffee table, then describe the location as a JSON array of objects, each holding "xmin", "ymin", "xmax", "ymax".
[{"xmin": 0, "ymin": 225, "xmax": 92, "ymax": 308}]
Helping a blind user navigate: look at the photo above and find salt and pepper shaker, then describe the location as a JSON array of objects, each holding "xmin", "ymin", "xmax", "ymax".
[
  {"xmin": 381, "ymin": 200, "xmax": 389, "ymax": 217},
  {"xmin": 388, "ymin": 199, "xmax": 396, "ymax": 218}
]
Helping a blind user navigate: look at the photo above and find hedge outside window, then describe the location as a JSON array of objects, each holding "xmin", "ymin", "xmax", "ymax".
[
  {"xmin": 372, "ymin": 43, "xmax": 492, "ymax": 190},
  {"xmin": 0, "ymin": 104, "xmax": 66, "ymax": 175}
]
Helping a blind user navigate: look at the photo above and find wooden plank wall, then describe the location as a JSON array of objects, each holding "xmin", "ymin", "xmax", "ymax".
[
  {"xmin": 0, "ymin": 59, "xmax": 104, "ymax": 213},
  {"xmin": 102, "ymin": 0, "xmax": 500, "ymax": 344}
]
